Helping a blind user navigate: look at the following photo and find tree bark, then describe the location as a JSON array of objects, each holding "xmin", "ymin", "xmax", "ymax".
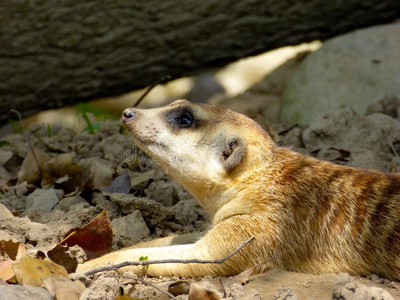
[{"xmin": 0, "ymin": 0, "xmax": 399, "ymax": 124}]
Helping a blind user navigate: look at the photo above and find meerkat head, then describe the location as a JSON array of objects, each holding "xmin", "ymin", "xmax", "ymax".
[{"xmin": 122, "ymin": 99, "xmax": 275, "ymax": 200}]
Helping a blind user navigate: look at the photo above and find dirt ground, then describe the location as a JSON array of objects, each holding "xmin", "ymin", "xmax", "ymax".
[{"xmin": 1, "ymin": 57, "xmax": 400, "ymax": 299}]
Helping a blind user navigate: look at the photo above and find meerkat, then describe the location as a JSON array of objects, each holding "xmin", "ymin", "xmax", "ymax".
[{"xmin": 77, "ymin": 100, "xmax": 400, "ymax": 280}]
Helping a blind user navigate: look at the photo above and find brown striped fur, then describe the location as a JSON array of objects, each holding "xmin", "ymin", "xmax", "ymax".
[{"xmin": 77, "ymin": 100, "xmax": 400, "ymax": 280}]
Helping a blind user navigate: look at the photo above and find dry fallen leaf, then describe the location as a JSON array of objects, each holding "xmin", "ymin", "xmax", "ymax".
[
  {"xmin": 0, "ymin": 166, "xmax": 16, "ymax": 189},
  {"xmin": 222, "ymin": 267, "xmax": 255, "ymax": 286},
  {"xmin": 42, "ymin": 276, "xmax": 86, "ymax": 300},
  {"xmin": 56, "ymin": 210, "xmax": 112, "ymax": 261},
  {"xmin": 13, "ymin": 256, "xmax": 69, "ymax": 287},
  {"xmin": 0, "ymin": 203, "xmax": 14, "ymax": 220},
  {"xmin": 4, "ymin": 152, "xmax": 24, "ymax": 175},
  {"xmin": 15, "ymin": 243, "xmax": 27, "ymax": 261},
  {"xmin": 181, "ymin": 266, "xmax": 257, "ymax": 300},
  {"xmin": 189, "ymin": 283, "xmax": 220, "ymax": 300},
  {"xmin": 90, "ymin": 159, "xmax": 113, "ymax": 188},
  {"xmin": 168, "ymin": 280, "xmax": 190, "ymax": 296},
  {"xmin": 102, "ymin": 172, "xmax": 131, "ymax": 194},
  {"xmin": 41, "ymin": 153, "xmax": 83, "ymax": 193},
  {"xmin": 0, "ymin": 261, "xmax": 16, "ymax": 283},
  {"xmin": 0, "ymin": 239, "xmax": 25, "ymax": 260},
  {"xmin": 47, "ymin": 244, "xmax": 78, "ymax": 274},
  {"xmin": 0, "ymin": 150, "xmax": 13, "ymax": 166},
  {"xmin": 129, "ymin": 170, "xmax": 155, "ymax": 188},
  {"xmin": 17, "ymin": 149, "xmax": 50, "ymax": 185}
]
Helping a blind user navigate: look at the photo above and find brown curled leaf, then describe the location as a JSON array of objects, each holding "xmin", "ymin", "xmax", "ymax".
[
  {"xmin": 56, "ymin": 210, "xmax": 112, "ymax": 261},
  {"xmin": 0, "ymin": 239, "xmax": 25, "ymax": 261}
]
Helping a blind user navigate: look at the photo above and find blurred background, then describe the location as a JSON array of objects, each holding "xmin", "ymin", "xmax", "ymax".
[
  {"xmin": 0, "ymin": 1, "xmax": 399, "ymax": 134},
  {"xmin": 16, "ymin": 41, "xmax": 320, "ymax": 132}
]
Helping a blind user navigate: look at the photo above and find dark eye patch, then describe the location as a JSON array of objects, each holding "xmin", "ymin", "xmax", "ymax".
[
  {"xmin": 174, "ymin": 112, "xmax": 193, "ymax": 128},
  {"xmin": 165, "ymin": 107, "xmax": 199, "ymax": 129}
]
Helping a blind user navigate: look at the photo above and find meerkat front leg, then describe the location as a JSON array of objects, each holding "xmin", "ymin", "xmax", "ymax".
[
  {"xmin": 125, "ymin": 231, "xmax": 205, "ymax": 250},
  {"xmin": 77, "ymin": 216, "xmax": 267, "ymax": 278}
]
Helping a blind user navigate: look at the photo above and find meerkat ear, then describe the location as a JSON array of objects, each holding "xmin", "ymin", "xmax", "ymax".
[{"xmin": 221, "ymin": 137, "xmax": 246, "ymax": 172}]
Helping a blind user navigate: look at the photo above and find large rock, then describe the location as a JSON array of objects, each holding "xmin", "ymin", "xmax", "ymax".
[
  {"xmin": 281, "ymin": 24, "xmax": 400, "ymax": 125},
  {"xmin": 303, "ymin": 108, "xmax": 400, "ymax": 172}
]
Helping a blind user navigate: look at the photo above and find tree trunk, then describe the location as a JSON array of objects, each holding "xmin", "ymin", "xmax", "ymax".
[{"xmin": 0, "ymin": 0, "xmax": 399, "ymax": 124}]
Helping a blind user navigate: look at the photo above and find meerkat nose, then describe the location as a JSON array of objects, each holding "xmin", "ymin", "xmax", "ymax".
[{"xmin": 122, "ymin": 109, "xmax": 136, "ymax": 123}]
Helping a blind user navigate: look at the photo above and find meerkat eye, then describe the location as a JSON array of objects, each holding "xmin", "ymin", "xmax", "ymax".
[{"xmin": 174, "ymin": 112, "xmax": 193, "ymax": 128}]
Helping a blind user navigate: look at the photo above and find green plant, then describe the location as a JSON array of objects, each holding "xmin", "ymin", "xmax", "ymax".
[
  {"xmin": 118, "ymin": 124, "xmax": 127, "ymax": 135},
  {"xmin": 75, "ymin": 103, "xmax": 109, "ymax": 135},
  {"xmin": 9, "ymin": 120, "xmax": 23, "ymax": 135},
  {"xmin": 0, "ymin": 140, "xmax": 10, "ymax": 147},
  {"xmin": 139, "ymin": 255, "xmax": 150, "ymax": 275},
  {"xmin": 46, "ymin": 123, "xmax": 57, "ymax": 137},
  {"xmin": 82, "ymin": 110, "xmax": 99, "ymax": 135},
  {"xmin": 139, "ymin": 256, "xmax": 149, "ymax": 264}
]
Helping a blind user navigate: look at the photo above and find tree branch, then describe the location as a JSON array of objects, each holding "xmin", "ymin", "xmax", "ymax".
[
  {"xmin": 82, "ymin": 236, "xmax": 255, "ymax": 276},
  {"xmin": 1, "ymin": 0, "xmax": 399, "ymax": 123}
]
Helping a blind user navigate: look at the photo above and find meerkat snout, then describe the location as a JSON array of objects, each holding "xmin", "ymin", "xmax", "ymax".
[{"xmin": 122, "ymin": 108, "xmax": 136, "ymax": 123}]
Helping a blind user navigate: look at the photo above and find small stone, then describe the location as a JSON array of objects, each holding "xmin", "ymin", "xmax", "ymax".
[
  {"xmin": 145, "ymin": 181, "xmax": 180, "ymax": 207},
  {"xmin": 0, "ymin": 284, "xmax": 53, "ymax": 300},
  {"xmin": 79, "ymin": 276, "xmax": 119, "ymax": 300},
  {"xmin": 53, "ymin": 195, "xmax": 89, "ymax": 212},
  {"xmin": 25, "ymin": 189, "xmax": 59, "ymax": 214},
  {"xmin": 26, "ymin": 222, "xmax": 55, "ymax": 246},
  {"xmin": 274, "ymin": 285, "xmax": 298, "ymax": 300},
  {"xmin": 111, "ymin": 210, "xmax": 150, "ymax": 247},
  {"xmin": 332, "ymin": 273, "xmax": 394, "ymax": 300}
]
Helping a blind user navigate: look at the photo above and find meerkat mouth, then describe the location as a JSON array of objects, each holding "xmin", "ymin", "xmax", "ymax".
[{"xmin": 127, "ymin": 130, "xmax": 167, "ymax": 150}]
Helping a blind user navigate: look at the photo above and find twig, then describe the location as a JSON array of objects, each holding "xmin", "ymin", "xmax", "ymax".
[
  {"xmin": 219, "ymin": 277, "xmax": 226, "ymax": 298},
  {"xmin": 10, "ymin": 109, "xmax": 42, "ymax": 177},
  {"xmin": 278, "ymin": 124, "xmax": 298, "ymax": 136},
  {"xmin": 83, "ymin": 236, "xmax": 255, "ymax": 276},
  {"xmin": 387, "ymin": 136, "xmax": 400, "ymax": 160},
  {"xmin": 133, "ymin": 75, "xmax": 171, "ymax": 107},
  {"xmin": 104, "ymin": 275, "xmax": 177, "ymax": 300},
  {"xmin": 250, "ymin": 254, "xmax": 280, "ymax": 273},
  {"xmin": 386, "ymin": 136, "xmax": 400, "ymax": 172}
]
